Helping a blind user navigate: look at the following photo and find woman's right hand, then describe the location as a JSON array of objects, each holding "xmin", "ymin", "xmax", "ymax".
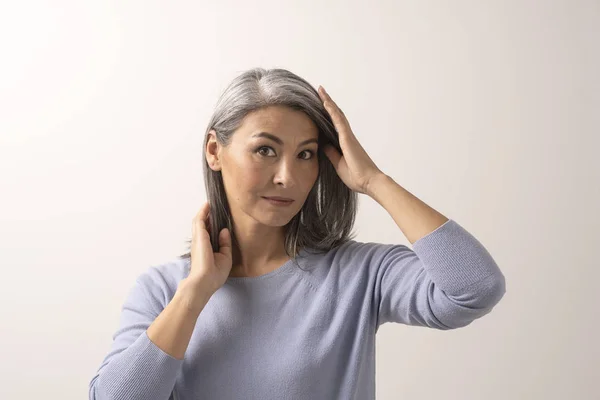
[{"xmin": 185, "ymin": 201, "xmax": 233, "ymax": 296}]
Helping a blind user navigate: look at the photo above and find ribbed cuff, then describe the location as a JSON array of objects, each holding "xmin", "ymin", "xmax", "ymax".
[
  {"xmin": 412, "ymin": 219, "xmax": 503, "ymax": 295},
  {"xmin": 97, "ymin": 331, "xmax": 184, "ymax": 400}
]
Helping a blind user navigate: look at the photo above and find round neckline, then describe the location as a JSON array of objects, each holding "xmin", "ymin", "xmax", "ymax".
[{"xmin": 225, "ymin": 247, "xmax": 311, "ymax": 284}]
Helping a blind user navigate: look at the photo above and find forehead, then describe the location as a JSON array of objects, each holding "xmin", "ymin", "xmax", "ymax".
[{"xmin": 236, "ymin": 105, "xmax": 319, "ymax": 141}]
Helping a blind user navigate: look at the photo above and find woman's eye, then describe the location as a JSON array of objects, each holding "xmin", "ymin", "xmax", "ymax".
[
  {"xmin": 256, "ymin": 146, "xmax": 315, "ymax": 160},
  {"xmin": 299, "ymin": 150, "xmax": 315, "ymax": 160},
  {"xmin": 257, "ymin": 146, "xmax": 275, "ymax": 156}
]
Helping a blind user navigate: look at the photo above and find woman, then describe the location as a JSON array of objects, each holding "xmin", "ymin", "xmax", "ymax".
[{"xmin": 89, "ymin": 68, "xmax": 506, "ymax": 400}]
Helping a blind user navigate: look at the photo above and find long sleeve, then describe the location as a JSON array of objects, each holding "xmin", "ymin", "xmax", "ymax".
[
  {"xmin": 373, "ymin": 219, "xmax": 506, "ymax": 329},
  {"xmin": 89, "ymin": 266, "xmax": 185, "ymax": 400}
]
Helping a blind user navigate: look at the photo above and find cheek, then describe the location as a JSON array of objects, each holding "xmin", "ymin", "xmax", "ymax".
[
  {"xmin": 243, "ymin": 163, "xmax": 268, "ymax": 187},
  {"xmin": 224, "ymin": 158, "xmax": 266, "ymax": 196},
  {"xmin": 302, "ymin": 164, "xmax": 319, "ymax": 190}
]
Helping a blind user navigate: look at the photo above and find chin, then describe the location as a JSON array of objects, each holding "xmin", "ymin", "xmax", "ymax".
[
  {"xmin": 255, "ymin": 213, "xmax": 294, "ymax": 227},
  {"xmin": 253, "ymin": 206, "xmax": 298, "ymax": 227}
]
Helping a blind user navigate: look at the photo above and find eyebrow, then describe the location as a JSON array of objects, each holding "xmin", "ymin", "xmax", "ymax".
[{"xmin": 251, "ymin": 132, "xmax": 318, "ymax": 147}]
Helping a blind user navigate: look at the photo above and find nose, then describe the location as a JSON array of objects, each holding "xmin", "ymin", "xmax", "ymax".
[{"xmin": 273, "ymin": 158, "xmax": 297, "ymax": 188}]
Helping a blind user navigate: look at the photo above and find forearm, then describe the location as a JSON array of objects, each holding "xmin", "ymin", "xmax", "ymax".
[
  {"xmin": 90, "ymin": 279, "xmax": 214, "ymax": 400},
  {"xmin": 147, "ymin": 279, "xmax": 213, "ymax": 360},
  {"xmin": 366, "ymin": 173, "xmax": 449, "ymax": 245}
]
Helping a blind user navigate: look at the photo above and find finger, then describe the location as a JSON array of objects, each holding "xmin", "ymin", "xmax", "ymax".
[
  {"xmin": 317, "ymin": 85, "xmax": 327, "ymax": 101},
  {"xmin": 193, "ymin": 203, "xmax": 214, "ymax": 256},
  {"xmin": 319, "ymin": 86, "xmax": 341, "ymax": 113},
  {"xmin": 324, "ymin": 145, "xmax": 343, "ymax": 169},
  {"xmin": 194, "ymin": 202, "xmax": 208, "ymax": 221},
  {"xmin": 324, "ymin": 100, "xmax": 348, "ymax": 131},
  {"xmin": 218, "ymin": 228, "xmax": 232, "ymax": 258},
  {"xmin": 194, "ymin": 202, "xmax": 210, "ymax": 232},
  {"xmin": 319, "ymin": 88, "xmax": 350, "ymax": 130}
]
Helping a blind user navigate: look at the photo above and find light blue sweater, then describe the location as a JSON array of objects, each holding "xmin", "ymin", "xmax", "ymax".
[{"xmin": 89, "ymin": 219, "xmax": 506, "ymax": 400}]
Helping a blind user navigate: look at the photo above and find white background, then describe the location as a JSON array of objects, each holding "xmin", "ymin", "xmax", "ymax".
[{"xmin": 1, "ymin": 1, "xmax": 598, "ymax": 399}]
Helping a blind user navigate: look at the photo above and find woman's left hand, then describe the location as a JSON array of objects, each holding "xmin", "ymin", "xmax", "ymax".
[{"xmin": 318, "ymin": 85, "xmax": 384, "ymax": 195}]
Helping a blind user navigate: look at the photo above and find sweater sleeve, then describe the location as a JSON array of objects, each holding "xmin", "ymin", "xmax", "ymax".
[
  {"xmin": 373, "ymin": 219, "xmax": 506, "ymax": 330},
  {"xmin": 89, "ymin": 266, "xmax": 184, "ymax": 400}
]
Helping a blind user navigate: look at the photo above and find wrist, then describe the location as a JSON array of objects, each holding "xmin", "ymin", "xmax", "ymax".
[
  {"xmin": 176, "ymin": 278, "xmax": 213, "ymax": 313},
  {"xmin": 365, "ymin": 172, "xmax": 391, "ymax": 199}
]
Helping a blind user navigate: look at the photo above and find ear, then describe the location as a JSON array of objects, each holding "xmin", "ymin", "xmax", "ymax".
[{"xmin": 206, "ymin": 129, "xmax": 222, "ymax": 171}]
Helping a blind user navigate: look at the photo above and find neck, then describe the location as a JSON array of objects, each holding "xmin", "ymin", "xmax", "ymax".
[{"xmin": 229, "ymin": 224, "xmax": 289, "ymax": 276}]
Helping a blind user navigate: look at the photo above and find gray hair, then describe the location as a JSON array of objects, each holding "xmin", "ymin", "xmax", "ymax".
[{"xmin": 178, "ymin": 67, "xmax": 358, "ymax": 264}]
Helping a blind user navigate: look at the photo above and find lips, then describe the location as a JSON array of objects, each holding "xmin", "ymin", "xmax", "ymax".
[{"xmin": 263, "ymin": 196, "xmax": 294, "ymax": 202}]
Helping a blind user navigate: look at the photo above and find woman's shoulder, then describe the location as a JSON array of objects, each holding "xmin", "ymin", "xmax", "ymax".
[
  {"xmin": 305, "ymin": 238, "xmax": 410, "ymax": 262},
  {"xmin": 300, "ymin": 238, "xmax": 411, "ymax": 277},
  {"xmin": 132, "ymin": 258, "xmax": 190, "ymax": 301}
]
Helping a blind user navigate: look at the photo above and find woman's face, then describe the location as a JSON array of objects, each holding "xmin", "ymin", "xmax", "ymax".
[{"xmin": 206, "ymin": 105, "xmax": 320, "ymax": 228}]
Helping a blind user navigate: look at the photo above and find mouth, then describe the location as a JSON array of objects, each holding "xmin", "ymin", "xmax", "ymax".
[{"xmin": 262, "ymin": 196, "xmax": 294, "ymax": 205}]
